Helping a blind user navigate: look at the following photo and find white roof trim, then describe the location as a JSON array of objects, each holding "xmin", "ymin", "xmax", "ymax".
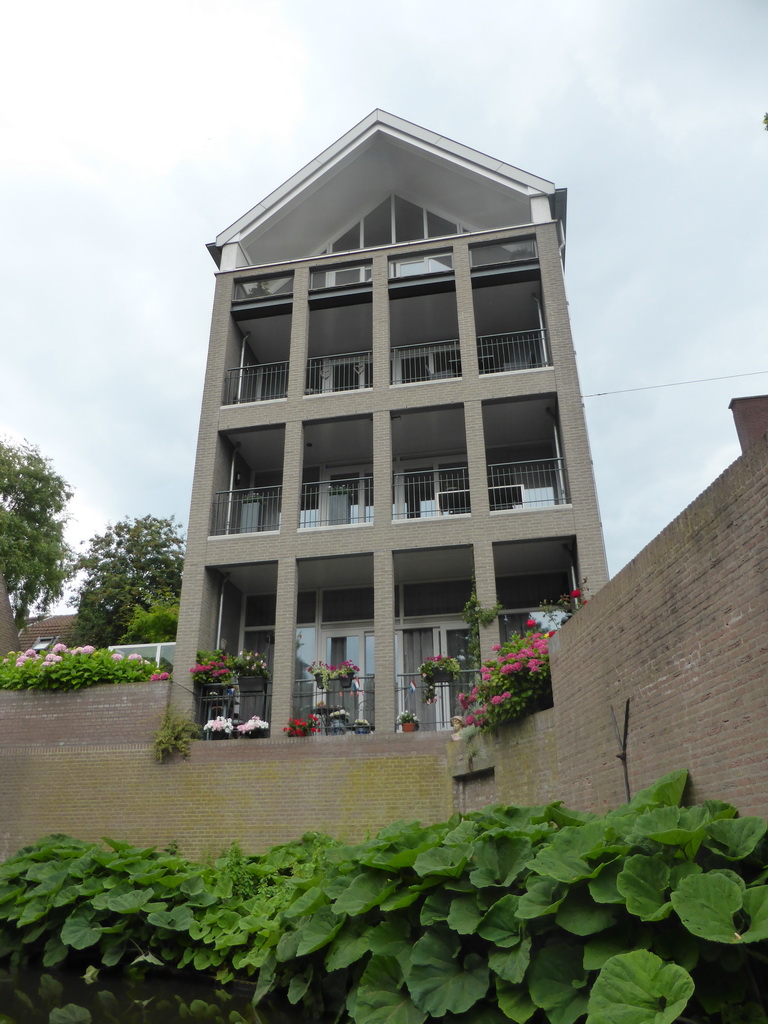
[{"xmin": 215, "ymin": 110, "xmax": 555, "ymax": 248}]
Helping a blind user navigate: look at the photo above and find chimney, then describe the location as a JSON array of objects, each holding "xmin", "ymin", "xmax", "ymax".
[{"xmin": 729, "ymin": 395, "xmax": 768, "ymax": 452}]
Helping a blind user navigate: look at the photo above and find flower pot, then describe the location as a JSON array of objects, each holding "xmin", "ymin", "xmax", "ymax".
[
  {"xmin": 430, "ymin": 670, "xmax": 455, "ymax": 684},
  {"xmin": 330, "ymin": 721, "xmax": 346, "ymax": 734},
  {"xmin": 314, "ymin": 673, "xmax": 327, "ymax": 687},
  {"xmin": 401, "ymin": 722, "xmax": 417, "ymax": 733},
  {"xmin": 209, "ymin": 731, "xmax": 230, "ymax": 740},
  {"xmin": 240, "ymin": 729, "xmax": 267, "ymax": 739},
  {"xmin": 354, "ymin": 726, "xmax": 371, "ymax": 735},
  {"xmin": 337, "ymin": 673, "xmax": 355, "ymax": 688}
]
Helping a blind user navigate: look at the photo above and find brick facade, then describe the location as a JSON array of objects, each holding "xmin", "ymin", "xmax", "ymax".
[{"xmin": 549, "ymin": 435, "xmax": 768, "ymax": 817}]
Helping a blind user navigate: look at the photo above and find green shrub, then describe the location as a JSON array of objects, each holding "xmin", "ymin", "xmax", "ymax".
[
  {"xmin": 151, "ymin": 704, "xmax": 201, "ymax": 762},
  {"xmin": 0, "ymin": 645, "xmax": 156, "ymax": 691}
]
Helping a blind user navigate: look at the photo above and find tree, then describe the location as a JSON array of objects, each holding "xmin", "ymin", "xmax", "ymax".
[
  {"xmin": 120, "ymin": 599, "xmax": 180, "ymax": 644},
  {"xmin": 73, "ymin": 515, "xmax": 185, "ymax": 647},
  {"xmin": 0, "ymin": 437, "xmax": 74, "ymax": 626}
]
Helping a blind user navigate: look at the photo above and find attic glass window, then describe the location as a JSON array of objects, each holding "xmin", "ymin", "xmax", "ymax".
[
  {"xmin": 324, "ymin": 196, "xmax": 467, "ymax": 255},
  {"xmin": 389, "ymin": 251, "xmax": 453, "ymax": 279}
]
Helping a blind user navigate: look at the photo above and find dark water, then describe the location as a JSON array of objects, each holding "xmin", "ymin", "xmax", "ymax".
[{"xmin": 0, "ymin": 966, "xmax": 281, "ymax": 1023}]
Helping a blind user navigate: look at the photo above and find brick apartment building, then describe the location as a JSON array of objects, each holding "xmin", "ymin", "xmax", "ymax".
[{"xmin": 175, "ymin": 111, "xmax": 608, "ymax": 734}]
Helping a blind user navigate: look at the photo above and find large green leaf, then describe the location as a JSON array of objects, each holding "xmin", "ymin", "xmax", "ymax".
[
  {"xmin": 296, "ymin": 905, "xmax": 346, "ymax": 956},
  {"xmin": 446, "ymin": 895, "xmax": 484, "ymax": 935},
  {"xmin": 60, "ymin": 912, "xmax": 102, "ymax": 950},
  {"xmin": 588, "ymin": 861, "xmax": 624, "ymax": 904},
  {"xmin": 628, "ymin": 770, "xmax": 688, "ymax": 810},
  {"xmin": 413, "ymin": 844, "xmax": 471, "ymax": 879},
  {"xmin": 369, "ymin": 917, "xmax": 412, "ymax": 957},
  {"xmin": 740, "ymin": 886, "xmax": 768, "ymax": 941},
  {"xmin": 670, "ymin": 872, "xmax": 744, "ymax": 942},
  {"xmin": 333, "ymin": 871, "xmax": 397, "ymax": 915},
  {"xmin": 555, "ymin": 887, "xmax": 618, "ymax": 935},
  {"xmin": 470, "ymin": 836, "xmax": 532, "ymax": 889},
  {"xmin": 283, "ymin": 885, "xmax": 327, "ymax": 920},
  {"xmin": 495, "ymin": 979, "xmax": 536, "ymax": 1023},
  {"xmin": 488, "ymin": 937, "xmax": 531, "ymax": 984},
  {"xmin": 704, "ymin": 818, "xmax": 768, "ymax": 861},
  {"xmin": 516, "ymin": 877, "xmax": 566, "ymax": 919},
  {"xmin": 146, "ymin": 905, "xmax": 193, "ymax": 931},
  {"xmin": 287, "ymin": 964, "xmax": 313, "ymax": 1004},
  {"xmin": 585, "ymin": 950, "xmax": 694, "ymax": 1024},
  {"xmin": 408, "ymin": 929, "xmax": 489, "ymax": 1016},
  {"xmin": 477, "ymin": 894, "xmax": 521, "ymax": 947},
  {"xmin": 527, "ymin": 823, "xmax": 606, "ymax": 883},
  {"xmin": 356, "ymin": 954, "xmax": 427, "ymax": 1024},
  {"xmin": 105, "ymin": 889, "xmax": 155, "ymax": 914},
  {"xmin": 633, "ymin": 806, "xmax": 709, "ymax": 854},
  {"xmin": 616, "ymin": 855, "xmax": 672, "ymax": 921},
  {"xmin": 380, "ymin": 881, "xmax": 435, "ymax": 912},
  {"xmin": 527, "ymin": 943, "xmax": 588, "ymax": 1024}
]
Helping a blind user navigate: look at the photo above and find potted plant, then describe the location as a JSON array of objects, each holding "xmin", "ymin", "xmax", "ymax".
[
  {"xmin": 236, "ymin": 715, "xmax": 269, "ymax": 738},
  {"xmin": 226, "ymin": 650, "xmax": 270, "ymax": 681},
  {"xmin": 330, "ymin": 661, "xmax": 359, "ymax": 688},
  {"xmin": 397, "ymin": 710, "xmax": 419, "ymax": 733},
  {"xmin": 189, "ymin": 652, "xmax": 232, "ymax": 688},
  {"xmin": 353, "ymin": 718, "xmax": 371, "ymax": 735},
  {"xmin": 203, "ymin": 716, "xmax": 234, "ymax": 740},
  {"xmin": 283, "ymin": 715, "xmax": 320, "ymax": 737},
  {"xmin": 308, "ymin": 662, "xmax": 331, "ymax": 690},
  {"xmin": 329, "ymin": 708, "xmax": 350, "ymax": 734},
  {"xmin": 418, "ymin": 655, "xmax": 461, "ymax": 703}
]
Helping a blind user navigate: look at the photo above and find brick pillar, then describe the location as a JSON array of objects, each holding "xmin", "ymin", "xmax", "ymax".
[
  {"xmin": 373, "ymin": 548, "xmax": 396, "ymax": 734},
  {"xmin": 272, "ymin": 556, "xmax": 298, "ymax": 728},
  {"xmin": 472, "ymin": 539, "xmax": 499, "ymax": 664}
]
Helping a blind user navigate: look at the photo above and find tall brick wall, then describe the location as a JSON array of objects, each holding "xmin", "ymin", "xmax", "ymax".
[{"xmin": 549, "ymin": 436, "xmax": 768, "ymax": 816}]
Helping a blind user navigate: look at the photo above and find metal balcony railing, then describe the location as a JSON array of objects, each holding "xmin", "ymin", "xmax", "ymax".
[
  {"xmin": 487, "ymin": 458, "xmax": 568, "ymax": 510},
  {"xmin": 198, "ymin": 679, "xmax": 272, "ymax": 738},
  {"xmin": 305, "ymin": 351, "xmax": 372, "ymax": 395},
  {"xmin": 395, "ymin": 670, "xmax": 480, "ymax": 732},
  {"xmin": 211, "ymin": 487, "xmax": 282, "ymax": 535},
  {"xmin": 300, "ymin": 476, "xmax": 374, "ymax": 528},
  {"xmin": 224, "ymin": 363, "xmax": 289, "ymax": 404},
  {"xmin": 390, "ymin": 339, "xmax": 462, "ymax": 385},
  {"xmin": 293, "ymin": 675, "xmax": 376, "ymax": 732},
  {"xmin": 392, "ymin": 467, "xmax": 470, "ymax": 520},
  {"xmin": 476, "ymin": 330, "xmax": 549, "ymax": 374}
]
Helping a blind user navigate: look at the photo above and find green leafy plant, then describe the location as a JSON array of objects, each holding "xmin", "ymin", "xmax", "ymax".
[
  {"xmin": 152, "ymin": 703, "xmax": 201, "ymax": 762},
  {"xmin": 2, "ymin": 773, "xmax": 768, "ymax": 1023},
  {"xmin": 460, "ymin": 577, "xmax": 502, "ymax": 666}
]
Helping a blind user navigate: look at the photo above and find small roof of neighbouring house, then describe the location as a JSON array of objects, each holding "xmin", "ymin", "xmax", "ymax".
[{"xmin": 17, "ymin": 613, "xmax": 78, "ymax": 652}]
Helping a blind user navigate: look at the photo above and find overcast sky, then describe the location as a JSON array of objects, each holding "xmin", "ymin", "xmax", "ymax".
[{"xmin": 2, "ymin": 0, "xmax": 766, "ymax": 609}]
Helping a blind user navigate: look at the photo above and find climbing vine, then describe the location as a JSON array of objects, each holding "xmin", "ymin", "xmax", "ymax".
[{"xmin": 460, "ymin": 576, "xmax": 502, "ymax": 665}]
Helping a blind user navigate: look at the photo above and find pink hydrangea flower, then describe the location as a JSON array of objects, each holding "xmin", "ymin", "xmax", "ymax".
[
  {"xmin": 491, "ymin": 644, "xmax": 501, "ymax": 652},
  {"xmin": 127, "ymin": 653, "xmax": 143, "ymax": 661},
  {"xmin": 52, "ymin": 643, "xmax": 68, "ymax": 653},
  {"xmin": 111, "ymin": 653, "xmax": 123, "ymax": 661},
  {"xmin": 491, "ymin": 695, "xmax": 504, "ymax": 705},
  {"xmin": 24, "ymin": 649, "xmax": 37, "ymax": 657},
  {"xmin": 81, "ymin": 645, "xmax": 95, "ymax": 654},
  {"xmin": 527, "ymin": 659, "xmax": 542, "ymax": 671},
  {"xmin": 15, "ymin": 657, "xmax": 27, "ymax": 667},
  {"xmin": 465, "ymin": 713, "xmax": 476, "ymax": 725}
]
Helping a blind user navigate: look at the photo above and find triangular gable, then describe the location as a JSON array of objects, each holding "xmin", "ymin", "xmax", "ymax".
[{"xmin": 210, "ymin": 110, "xmax": 557, "ymax": 269}]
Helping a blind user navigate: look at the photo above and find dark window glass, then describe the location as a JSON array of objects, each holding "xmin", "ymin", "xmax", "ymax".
[
  {"xmin": 322, "ymin": 587, "xmax": 374, "ymax": 622},
  {"xmin": 495, "ymin": 572, "xmax": 569, "ymax": 609},
  {"xmin": 427, "ymin": 211, "xmax": 457, "ymax": 237},
  {"xmin": 395, "ymin": 197, "xmax": 424, "ymax": 242},
  {"xmin": 364, "ymin": 198, "xmax": 392, "ymax": 247},
  {"xmin": 297, "ymin": 591, "xmax": 317, "ymax": 624},
  {"xmin": 403, "ymin": 579, "xmax": 472, "ymax": 617},
  {"xmin": 244, "ymin": 593, "xmax": 277, "ymax": 627},
  {"xmin": 332, "ymin": 223, "xmax": 361, "ymax": 253}
]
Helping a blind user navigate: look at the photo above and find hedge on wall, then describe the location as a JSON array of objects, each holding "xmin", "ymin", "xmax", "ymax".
[{"xmin": 0, "ymin": 644, "xmax": 156, "ymax": 690}]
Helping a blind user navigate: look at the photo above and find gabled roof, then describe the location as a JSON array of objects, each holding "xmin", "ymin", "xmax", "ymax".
[
  {"xmin": 209, "ymin": 110, "xmax": 559, "ymax": 268},
  {"xmin": 18, "ymin": 613, "xmax": 78, "ymax": 651}
]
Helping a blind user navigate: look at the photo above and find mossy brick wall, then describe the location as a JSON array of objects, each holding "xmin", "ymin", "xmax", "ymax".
[
  {"xmin": 549, "ymin": 436, "xmax": 768, "ymax": 817},
  {"xmin": 0, "ymin": 687, "xmax": 558, "ymax": 861},
  {"xmin": 0, "ymin": 680, "xmax": 173, "ymax": 745}
]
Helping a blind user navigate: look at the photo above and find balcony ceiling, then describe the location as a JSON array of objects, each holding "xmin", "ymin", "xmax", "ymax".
[{"xmin": 214, "ymin": 111, "xmax": 555, "ymax": 268}]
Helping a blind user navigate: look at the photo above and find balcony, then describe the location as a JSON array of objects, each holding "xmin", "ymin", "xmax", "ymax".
[
  {"xmin": 487, "ymin": 459, "xmax": 568, "ymax": 510},
  {"xmin": 305, "ymin": 351, "xmax": 373, "ymax": 395},
  {"xmin": 300, "ymin": 476, "xmax": 374, "ymax": 529},
  {"xmin": 395, "ymin": 670, "xmax": 479, "ymax": 731},
  {"xmin": 477, "ymin": 330, "xmax": 549, "ymax": 375},
  {"xmin": 390, "ymin": 340, "xmax": 461, "ymax": 385},
  {"xmin": 225, "ymin": 363, "xmax": 289, "ymax": 404},
  {"xmin": 211, "ymin": 486, "xmax": 282, "ymax": 536},
  {"xmin": 392, "ymin": 467, "xmax": 470, "ymax": 520},
  {"xmin": 293, "ymin": 676, "xmax": 376, "ymax": 732}
]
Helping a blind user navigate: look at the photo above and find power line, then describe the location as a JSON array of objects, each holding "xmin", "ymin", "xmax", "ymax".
[{"xmin": 583, "ymin": 369, "xmax": 768, "ymax": 399}]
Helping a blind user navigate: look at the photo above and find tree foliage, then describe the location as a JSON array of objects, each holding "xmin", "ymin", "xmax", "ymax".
[
  {"xmin": 120, "ymin": 599, "xmax": 179, "ymax": 643},
  {"xmin": 73, "ymin": 515, "xmax": 185, "ymax": 647},
  {"xmin": 0, "ymin": 437, "xmax": 74, "ymax": 625}
]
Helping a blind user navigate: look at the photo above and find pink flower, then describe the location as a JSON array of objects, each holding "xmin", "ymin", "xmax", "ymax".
[
  {"xmin": 491, "ymin": 644, "xmax": 501, "ymax": 652},
  {"xmin": 571, "ymin": 589, "xmax": 581, "ymax": 598},
  {"xmin": 500, "ymin": 664, "xmax": 515, "ymax": 675},
  {"xmin": 465, "ymin": 713, "xmax": 476, "ymax": 725},
  {"xmin": 491, "ymin": 695, "xmax": 504, "ymax": 705},
  {"xmin": 502, "ymin": 691, "xmax": 511, "ymax": 699},
  {"xmin": 151, "ymin": 672, "xmax": 170, "ymax": 681},
  {"xmin": 52, "ymin": 643, "xmax": 68, "ymax": 653},
  {"xmin": 526, "ymin": 618, "xmax": 537, "ymax": 628},
  {"xmin": 15, "ymin": 657, "xmax": 27, "ymax": 667},
  {"xmin": 111, "ymin": 653, "xmax": 123, "ymax": 661},
  {"xmin": 81, "ymin": 645, "xmax": 95, "ymax": 654},
  {"xmin": 527, "ymin": 659, "xmax": 542, "ymax": 671},
  {"xmin": 24, "ymin": 649, "xmax": 37, "ymax": 658},
  {"xmin": 509, "ymin": 662, "xmax": 523, "ymax": 672},
  {"xmin": 127, "ymin": 653, "xmax": 143, "ymax": 661}
]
